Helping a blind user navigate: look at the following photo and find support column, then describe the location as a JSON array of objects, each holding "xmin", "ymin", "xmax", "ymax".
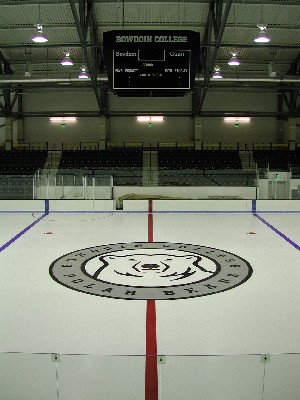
[
  {"xmin": 5, "ymin": 117, "xmax": 13, "ymax": 150},
  {"xmin": 16, "ymin": 118, "xmax": 24, "ymax": 143},
  {"xmin": 17, "ymin": 89, "xmax": 24, "ymax": 144},
  {"xmin": 287, "ymin": 118, "xmax": 296, "ymax": 150},
  {"xmin": 276, "ymin": 119, "xmax": 284, "ymax": 143},
  {"xmin": 194, "ymin": 116, "xmax": 202, "ymax": 150},
  {"xmin": 99, "ymin": 116, "xmax": 108, "ymax": 149},
  {"xmin": 0, "ymin": 117, "xmax": 5, "ymax": 146}
]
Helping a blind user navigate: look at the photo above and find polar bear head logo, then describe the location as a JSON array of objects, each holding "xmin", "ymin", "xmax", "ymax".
[{"xmin": 84, "ymin": 250, "xmax": 218, "ymax": 287}]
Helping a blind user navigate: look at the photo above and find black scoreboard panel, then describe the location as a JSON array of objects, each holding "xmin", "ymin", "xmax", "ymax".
[
  {"xmin": 113, "ymin": 49, "xmax": 191, "ymax": 90},
  {"xmin": 103, "ymin": 30, "xmax": 200, "ymax": 97}
]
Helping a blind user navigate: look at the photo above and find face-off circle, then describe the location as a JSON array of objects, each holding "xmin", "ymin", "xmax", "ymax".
[{"xmin": 49, "ymin": 242, "xmax": 252, "ymax": 300}]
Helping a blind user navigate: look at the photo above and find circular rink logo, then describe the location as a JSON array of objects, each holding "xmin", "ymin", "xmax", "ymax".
[{"xmin": 49, "ymin": 242, "xmax": 252, "ymax": 300}]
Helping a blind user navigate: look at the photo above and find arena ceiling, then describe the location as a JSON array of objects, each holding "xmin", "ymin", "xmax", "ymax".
[{"xmin": 0, "ymin": 0, "xmax": 299, "ymax": 116}]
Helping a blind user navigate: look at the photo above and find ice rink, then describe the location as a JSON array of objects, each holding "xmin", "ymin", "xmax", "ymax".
[{"xmin": 0, "ymin": 199, "xmax": 300, "ymax": 400}]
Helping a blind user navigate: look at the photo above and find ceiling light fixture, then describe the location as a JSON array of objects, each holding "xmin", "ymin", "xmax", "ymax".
[
  {"xmin": 32, "ymin": 1, "xmax": 48, "ymax": 43},
  {"xmin": 254, "ymin": 24, "xmax": 271, "ymax": 43},
  {"xmin": 50, "ymin": 117, "xmax": 77, "ymax": 122},
  {"xmin": 32, "ymin": 24, "xmax": 48, "ymax": 43},
  {"xmin": 224, "ymin": 117, "xmax": 251, "ymax": 123},
  {"xmin": 61, "ymin": 52, "xmax": 73, "ymax": 66},
  {"xmin": 212, "ymin": 66, "xmax": 223, "ymax": 79},
  {"xmin": 78, "ymin": 65, "xmax": 89, "ymax": 79},
  {"xmin": 229, "ymin": 4, "xmax": 240, "ymax": 66},
  {"xmin": 228, "ymin": 52, "xmax": 240, "ymax": 66},
  {"xmin": 254, "ymin": 2, "xmax": 271, "ymax": 43},
  {"xmin": 137, "ymin": 116, "xmax": 164, "ymax": 122}
]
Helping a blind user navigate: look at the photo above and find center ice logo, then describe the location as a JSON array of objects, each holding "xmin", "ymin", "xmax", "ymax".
[
  {"xmin": 50, "ymin": 242, "xmax": 252, "ymax": 300},
  {"xmin": 84, "ymin": 250, "xmax": 217, "ymax": 287}
]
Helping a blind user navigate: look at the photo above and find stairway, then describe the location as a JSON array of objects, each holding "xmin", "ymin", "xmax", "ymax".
[
  {"xmin": 239, "ymin": 151, "xmax": 256, "ymax": 170},
  {"xmin": 41, "ymin": 151, "xmax": 62, "ymax": 176},
  {"xmin": 143, "ymin": 151, "xmax": 158, "ymax": 186}
]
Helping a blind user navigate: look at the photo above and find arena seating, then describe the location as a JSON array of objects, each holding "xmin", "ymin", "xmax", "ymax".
[
  {"xmin": 58, "ymin": 149, "xmax": 144, "ymax": 185},
  {"xmin": 158, "ymin": 149, "xmax": 242, "ymax": 170},
  {"xmin": 0, "ymin": 150, "xmax": 48, "ymax": 175},
  {"xmin": 253, "ymin": 150, "xmax": 300, "ymax": 170}
]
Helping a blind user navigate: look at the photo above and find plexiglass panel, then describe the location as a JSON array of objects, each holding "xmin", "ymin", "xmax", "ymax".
[{"xmin": 1, "ymin": 353, "xmax": 299, "ymax": 400}]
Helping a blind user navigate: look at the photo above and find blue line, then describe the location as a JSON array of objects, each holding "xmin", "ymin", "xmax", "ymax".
[
  {"xmin": 45, "ymin": 199, "xmax": 49, "ymax": 215},
  {"xmin": 0, "ymin": 213, "xmax": 47, "ymax": 253},
  {"xmin": 252, "ymin": 199, "xmax": 256, "ymax": 213},
  {"xmin": 252, "ymin": 208, "xmax": 300, "ymax": 253}
]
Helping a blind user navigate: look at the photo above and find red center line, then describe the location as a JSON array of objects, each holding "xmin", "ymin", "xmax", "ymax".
[{"xmin": 145, "ymin": 199, "xmax": 158, "ymax": 400}]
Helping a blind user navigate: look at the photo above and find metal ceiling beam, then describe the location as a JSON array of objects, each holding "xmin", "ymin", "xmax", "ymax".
[
  {"xmin": 69, "ymin": 0, "xmax": 103, "ymax": 114},
  {"xmin": 1, "ymin": 0, "xmax": 300, "ymax": 4},
  {"xmin": 197, "ymin": 0, "xmax": 233, "ymax": 115},
  {"xmin": 1, "ymin": 43, "xmax": 299, "ymax": 50},
  {"xmin": 0, "ymin": 110, "xmax": 296, "ymax": 118},
  {"xmin": 0, "ymin": 75, "xmax": 299, "ymax": 83},
  {"xmin": 1, "ymin": 22, "xmax": 300, "ymax": 30},
  {"xmin": 9, "ymin": 59, "xmax": 292, "ymax": 67}
]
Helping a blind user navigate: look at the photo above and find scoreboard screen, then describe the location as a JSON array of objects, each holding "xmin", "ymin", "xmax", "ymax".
[{"xmin": 103, "ymin": 30, "xmax": 200, "ymax": 97}]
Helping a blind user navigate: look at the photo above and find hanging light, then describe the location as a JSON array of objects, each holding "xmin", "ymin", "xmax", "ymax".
[
  {"xmin": 254, "ymin": 1, "xmax": 271, "ymax": 43},
  {"xmin": 254, "ymin": 24, "xmax": 271, "ymax": 43},
  {"xmin": 32, "ymin": 24, "xmax": 48, "ymax": 43},
  {"xmin": 61, "ymin": 52, "xmax": 73, "ymax": 66},
  {"xmin": 228, "ymin": 51, "xmax": 240, "ymax": 66},
  {"xmin": 228, "ymin": 4, "xmax": 240, "ymax": 66},
  {"xmin": 212, "ymin": 66, "xmax": 223, "ymax": 79},
  {"xmin": 32, "ymin": 1, "xmax": 48, "ymax": 43},
  {"xmin": 78, "ymin": 65, "xmax": 89, "ymax": 79}
]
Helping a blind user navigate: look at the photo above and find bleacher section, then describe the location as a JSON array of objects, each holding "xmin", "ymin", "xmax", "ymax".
[
  {"xmin": 0, "ymin": 150, "xmax": 48, "ymax": 175},
  {"xmin": 253, "ymin": 150, "xmax": 300, "ymax": 171},
  {"xmin": 158, "ymin": 150, "xmax": 242, "ymax": 170},
  {"xmin": 58, "ymin": 149, "xmax": 144, "ymax": 185},
  {"xmin": 0, "ymin": 150, "xmax": 48, "ymax": 199},
  {"xmin": 1, "ymin": 147, "xmax": 300, "ymax": 191},
  {"xmin": 157, "ymin": 149, "xmax": 250, "ymax": 186}
]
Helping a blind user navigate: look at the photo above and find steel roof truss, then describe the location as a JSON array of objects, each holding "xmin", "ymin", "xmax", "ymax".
[
  {"xmin": 197, "ymin": 0, "xmax": 233, "ymax": 115},
  {"xmin": 69, "ymin": 0, "xmax": 103, "ymax": 114}
]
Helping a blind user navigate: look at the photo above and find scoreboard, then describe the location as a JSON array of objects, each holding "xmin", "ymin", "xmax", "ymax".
[
  {"xmin": 103, "ymin": 30, "xmax": 200, "ymax": 97},
  {"xmin": 113, "ymin": 49, "xmax": 191, "ymax": 90}
]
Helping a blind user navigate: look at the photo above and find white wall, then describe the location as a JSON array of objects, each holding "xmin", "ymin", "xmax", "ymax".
[
  {"xmin": 108, "ymin": 92, "xmax": 192, "ymax": 113},
  {"xmin": 108, "ymin": 115, "xmax": 193, "ymax": 144},
  {"xmin": 20, "ymin": 88, "xmax": 296, "ymax": 145},
  {"xmin": 23, "ymin": 90, "xmax": 98, "ymax": 112},
  {"xmin": 24, "ymin": 117, "xmax": 101, "ymax": 145},
  {"xmin": 201, "ymin": 91, "xmax": 278, "ymax": 145},
  {"xmin": 108, "ymin": 91, "xmax": 193, "ymax": 144},
  {"xmin": 200, "ymin": 117, "xmax": 277, "ymax": 146},
  {"xmin": 22, "ymin": 90, "xmax": 100, "ymax": 145}
]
